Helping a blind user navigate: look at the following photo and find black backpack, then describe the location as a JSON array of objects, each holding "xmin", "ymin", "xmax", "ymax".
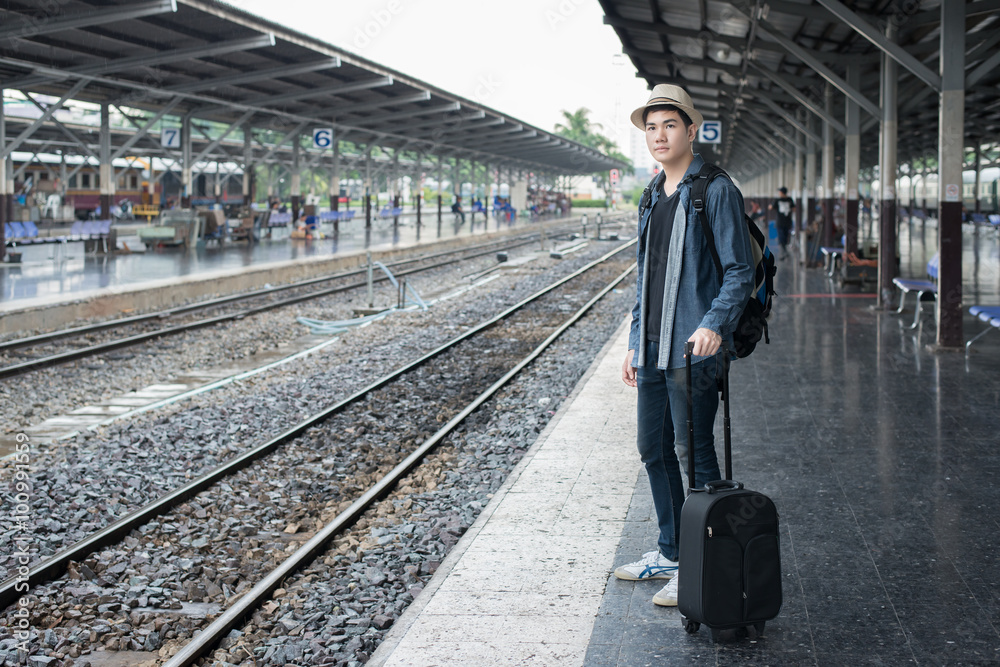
[{"xmin": 690, "ymin": 164, "xmax": 776, "ymax": 358}]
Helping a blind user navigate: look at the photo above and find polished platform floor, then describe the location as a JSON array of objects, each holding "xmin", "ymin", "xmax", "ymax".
[
  {"xmin": 373, "ymin": 219, "xmax": 1000, "ymax": 666},
  {"xmin": 0, "ymin": 211, "xmax": 529, "ymax": 305}
]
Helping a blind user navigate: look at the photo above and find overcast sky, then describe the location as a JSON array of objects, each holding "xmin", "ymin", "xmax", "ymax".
[{"xmin": 226, "ymin": 0, "xmax": 653, "ymax": 165}]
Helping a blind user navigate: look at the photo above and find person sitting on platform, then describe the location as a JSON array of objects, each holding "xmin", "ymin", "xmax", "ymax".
[{"xmin": 451, "ymin": 195, "xmax": 466, "ymax": 225}]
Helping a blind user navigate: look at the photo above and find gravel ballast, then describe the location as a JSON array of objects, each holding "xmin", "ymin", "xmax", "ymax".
[{"xmin": 0, "ymin": 239, "xmax": 635, "ymax": 666}]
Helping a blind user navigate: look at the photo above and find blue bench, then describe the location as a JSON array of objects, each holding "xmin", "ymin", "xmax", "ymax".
[
  {"xmin": 5, "ymin": 221, "xmax": 67, "ymax": 247},
  {"xmin": 318, "ymin": 210, "xmax": 357, "ymax": 222},
  {"xmin": 893, "ymin": 278, "xmax": 937, "ymax": 329},
  {"xmin": 966, "ymin": 306, "xmax": 1000, "ymax": 352},
  {"xmin": 820, "ymin": 246, "xmax": 844, "ymax": 277},
  {"xmin": 926, "ymin": 253, "xmax": 938, "ymax": 280},
  {"xmin": 891, "ymin": 252, "xmax": 939, "ymax": 329},
  {"xmin": 377, "ymin": 206, "xmax": 403, "ymax": 219},
  {"xmin": 267, "ymin": 212, "xmax": 292, "ymax": 227},
  {"xmin": 989, "ymin": 214, "xmax": 1000, "ymax": 230}
]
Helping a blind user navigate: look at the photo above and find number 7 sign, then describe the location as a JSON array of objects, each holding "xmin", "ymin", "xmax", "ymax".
[{"xmin": 698, "ymin": 121, "xmax": 722, "ymax": 144}]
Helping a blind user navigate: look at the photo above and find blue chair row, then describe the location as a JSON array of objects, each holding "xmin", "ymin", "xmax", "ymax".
[
  {"xmin": 966, "ymin": 305, "xmax": 1000, "ymax": 352},
  {"xmin": 267, "ymin": 212, "xmax": 292, "ymax": 227},
  {"xmin": 318, "ymin": 210, "xmax": 357, "ymax": 222},
  {"xmin": 892, "ymin": 253, "xmax": 939, "ymax": 329},
  {"xmin": 377, "ymin": 207, "xmax": 403, "ymax": 219}
]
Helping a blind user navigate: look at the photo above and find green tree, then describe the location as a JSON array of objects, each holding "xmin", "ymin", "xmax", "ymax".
[{"xmin": 554, "ymin": 108, "xmax": 632, "ymax": 203}]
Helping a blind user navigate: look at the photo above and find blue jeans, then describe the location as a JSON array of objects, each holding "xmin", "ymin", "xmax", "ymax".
[{"xmin": 636, "ymin": 340, "xmax": 722, "ymax": 561}]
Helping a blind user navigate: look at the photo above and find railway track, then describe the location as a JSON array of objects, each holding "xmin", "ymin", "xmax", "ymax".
[
  {"xmin": 1, "ymin": 239, "xmax": 636, "ymax": 666},
  {"xmin": 0, "ymin": 225, "xmax": 590, "ymax": 381}
]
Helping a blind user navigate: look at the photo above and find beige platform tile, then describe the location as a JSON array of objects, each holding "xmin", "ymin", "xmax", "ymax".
[
  {"xmin": 538, "ymin": 518, "xmax": 628, "ymax": 538},
  {"xmin": 463, "ymin": 533, "xmax": 620, "ymax": 557},
  {"xmin": 384, "ymin": 640, "xmax": 586, "ymax": 667},
  {"xmin": 434, "ymin": 569, "xmax": 524, "ymax": 594},
  {"xmin": 505, "ymin": 591, "xmax": 604, "ymax": 616},
  {"xmin": 418, "ymin": 590, "xmax": 516, "ymax": 617},
  {"xmin": 512, "ymin": 463, "xmax": 582, "ymax": 488},
  {"xmin": 397, "ymin": 614, "xmax": 505, "ymax": 645},
  {"xmin": 498, "ymin": 614, "xmax": 594, "ymax": 644}
]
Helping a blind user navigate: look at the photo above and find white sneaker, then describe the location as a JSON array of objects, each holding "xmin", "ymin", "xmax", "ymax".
[
  {"xmin": 613, "ymin": 551, "xmax": 678, "ymax": 581},
  {"xmin": 652, "ymin": 571, "xmax": 678, "ymax": 606}
]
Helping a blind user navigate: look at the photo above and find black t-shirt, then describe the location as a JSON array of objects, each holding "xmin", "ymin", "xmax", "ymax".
[
  {"xmin": 772, "ymin": 196, "xmax": 795, "ymax": 227},
  {"xmin": 645, "ymin": 186, "xmax": 680, "ymax": 342}
]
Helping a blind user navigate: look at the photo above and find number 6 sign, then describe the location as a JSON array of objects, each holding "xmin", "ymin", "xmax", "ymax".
[
  {"xmin": 698, "ymin": 121, "xmax": 722, "ymax": 144},
  {"xmin": 313, "ymin": 128, "xmax": 334, "ymax": 149}
]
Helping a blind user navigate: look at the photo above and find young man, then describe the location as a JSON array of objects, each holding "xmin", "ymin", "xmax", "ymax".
[
  {"xmin": 769, "ymin": 186, "xmax": 796, "ymax": 259},
  {"xmin": 617, "ymin": 84, "xmax": 755, "ymax": 607}
]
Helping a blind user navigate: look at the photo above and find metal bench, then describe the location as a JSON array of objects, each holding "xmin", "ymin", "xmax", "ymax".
[
  {"xmin": 892, "ymin": 277, "xmax": 937, "ymax": 329},
  {"xmin": 820, "ymin": 246, "xmax": 844, "ymax": 277},
  {"xmin": 966, "ymin": 306, "xmax": 1000, "ymax": 352}
]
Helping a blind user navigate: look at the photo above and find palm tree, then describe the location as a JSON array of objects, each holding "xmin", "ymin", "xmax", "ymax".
[
  {"xmin": 555, "ymin": 108, "xmax": 632, "ymax": 205},
  {"xmin": 554, "ymin": 108, "xmax": 603, "ymax": 145}
]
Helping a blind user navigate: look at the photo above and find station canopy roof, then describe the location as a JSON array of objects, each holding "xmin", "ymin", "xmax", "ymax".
[
  {"xmin": 0, "ymin": 0, "xmax": 627, "ymax": 175},
  {"xmin": 597, "ymin": 0, "xmax": 1000, "ymax": 180}
]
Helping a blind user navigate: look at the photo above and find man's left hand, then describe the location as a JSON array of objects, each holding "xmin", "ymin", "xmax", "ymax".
[{"xmin": 687, "ymin": 328, "xmax": 722, "ymax": 357}]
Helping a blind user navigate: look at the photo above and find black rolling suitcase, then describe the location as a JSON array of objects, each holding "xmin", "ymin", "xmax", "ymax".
[{"xmin": 677, "ymin": 342, "xmax": 782, "ymax": 641}]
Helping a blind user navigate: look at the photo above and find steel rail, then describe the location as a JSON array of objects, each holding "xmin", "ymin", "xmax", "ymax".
[
  {"xmin": 0, "ymin": 238, "xmax": 636, "ymax": 610},
  {"xmin": 0, "ymin": 226, "xmax": 591, "ymax": 380},
  {"xmin": 164, "ymin": 263, "xmax": 638, "ymax": 666},
  {"xmin": 0, "ymin": 227, "xmax": 574, "ymax": 353}
]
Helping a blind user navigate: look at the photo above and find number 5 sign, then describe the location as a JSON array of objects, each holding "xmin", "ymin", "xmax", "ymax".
[
  {"xmin": 313, "ymin": 128, "xmax": 334, "ymax": 149},
  {"xmin": 698, "ymin": 121, "xmax": 722, "ymax": 144}
]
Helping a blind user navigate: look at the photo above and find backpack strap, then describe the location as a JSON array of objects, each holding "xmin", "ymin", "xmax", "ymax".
[
  {"xmin": 690, "ymin": 163, "xmax": 727, "ymax": 284},
  {"xmin": 638, "ymin": 171, "xmax": 663, "ymax": 219}
]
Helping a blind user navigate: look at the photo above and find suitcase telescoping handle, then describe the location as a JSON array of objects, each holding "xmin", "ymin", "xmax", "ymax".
[{"xmin": 684, "ymin": 341, "xmax": 734, "ymax": 495}]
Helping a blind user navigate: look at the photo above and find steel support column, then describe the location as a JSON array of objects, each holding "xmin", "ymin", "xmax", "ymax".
[
  {"xmin": 290, "ymin": 134, "xmax": 301, "ymax": 222},
  {"xmin": 973, "ymin": 144, "xmax": 982, "ymax": 213},
  {"xmin": 436, "ymin": 156, "xmax": 443, "ymax": 238},
  {"xmin": 0, "ymin": 88, "xmax": 6, "ymax": 261},
  {"xmin": 936, "ymin": 0, "xmax": 965, "ymax": 347},
  {"xmin": 214, "ymin": 161, "xmax": 221, "ymax": 204},
  {"xmin": 845, "ymin": 64, "xmax": 861, "ymax": 256},
  {"xmin": 821, "ymin": 84, "xmax": 835, "ymax": 248},
  {"xmin": 181, "ymin": 114, "xmax": 192, "ymax": 208},
  {"xmin": 794, "ymin": 140, "xmax": 803, "ymax": 231},
  {"xmin": 100, "ymin": 102, "xmax": 114, "ymax": 218},
  {"xmin": 330, "ymin": 140, "xmax": 340, "ymax": 238},
  {"xmin": 804, "ymin": 116, "xmax": 817, "ymax": 265},
  {"xmin": 364, "ymin": 150, "xmax": 373, "ymax": 246},
  {"xmin": 878, "ymin": 23, "xmax": 899, "ymax": 308},
  {"xmin": 242, "ymin": 127, "xmax": 252, "ymax": 210}
]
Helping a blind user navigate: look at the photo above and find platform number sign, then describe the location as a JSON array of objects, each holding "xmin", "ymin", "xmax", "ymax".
[
  {"xmin": 698, "ymin": 121, "xmax": 722, "ymax": 144},
  {"xmin": 161, "ymin": 128, "xmax": 181, "ymax": 149},
  {"xmin": 313, "ymin": 128, "xmax": 334, "ymax": 150}
]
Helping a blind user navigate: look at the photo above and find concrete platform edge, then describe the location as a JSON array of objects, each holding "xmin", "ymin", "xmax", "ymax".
[{"xmin": 367, "ymin": 315, "xmax": 633, "ymax": 666}]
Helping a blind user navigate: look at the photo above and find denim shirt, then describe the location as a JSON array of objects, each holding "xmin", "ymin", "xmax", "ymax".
[{"xmin": 629, "ymin": 154, "xmax": 755, "ymax": 369}]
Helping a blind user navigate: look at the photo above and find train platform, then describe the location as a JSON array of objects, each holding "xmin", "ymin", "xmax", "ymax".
[
  {"xmin": 370, "ymin": 220, "xmax": 1000, "ymax": 666},
  {"xmin": 0, "ymin": 212, "xmax": 594, "ymax": 332}
]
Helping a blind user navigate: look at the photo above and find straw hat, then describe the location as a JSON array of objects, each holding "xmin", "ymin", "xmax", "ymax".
[{"xmin": 630, "ymin": 84, "xmax": 703, "ymax": 130}]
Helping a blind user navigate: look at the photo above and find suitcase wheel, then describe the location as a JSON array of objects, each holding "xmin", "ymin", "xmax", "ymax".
[
  {"xmin": 681, "ymin": 616, "xmax": 700, "ymax": 634},
  {"xmin": 754, "ymin": 621, "xmax": 766, "ymax": 637}
]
